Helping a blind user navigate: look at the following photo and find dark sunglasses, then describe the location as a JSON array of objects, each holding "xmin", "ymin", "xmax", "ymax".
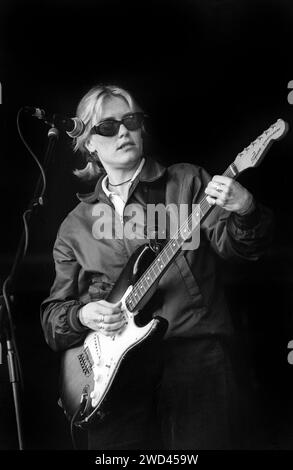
[{"xmin": 91, "ymin": 112, "xmax": 145, "ymax": 137}]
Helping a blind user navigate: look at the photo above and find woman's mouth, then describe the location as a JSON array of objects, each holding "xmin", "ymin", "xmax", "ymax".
[{"xmin": 118, "ymin": 141, "xmax": 134, "ymax": 150}]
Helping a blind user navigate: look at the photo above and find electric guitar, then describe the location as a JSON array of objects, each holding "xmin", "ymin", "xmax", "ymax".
[{"xmin": 59, "ymin": 118, "xmax": 288, "ymax": 427}]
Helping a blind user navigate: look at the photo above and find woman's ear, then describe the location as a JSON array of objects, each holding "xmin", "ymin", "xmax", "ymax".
[{"xmin": 85, "ymin": 137, "xmax": 95, "ymax": 154}]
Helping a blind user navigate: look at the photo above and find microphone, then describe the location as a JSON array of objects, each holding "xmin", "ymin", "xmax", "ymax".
[{"xmin": 24, "ymin": 107, "xmax": 85, "ymax": 138}]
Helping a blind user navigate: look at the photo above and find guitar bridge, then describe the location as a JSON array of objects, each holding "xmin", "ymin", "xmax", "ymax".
[{"xmin": 78, "ymin": 347, "xmax": 93, "ymax": 377}]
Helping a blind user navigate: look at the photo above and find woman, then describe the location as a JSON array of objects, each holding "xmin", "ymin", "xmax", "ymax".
[{"xmin": 41, "ymin": 84, "xmax": 273, "ymax": 449}]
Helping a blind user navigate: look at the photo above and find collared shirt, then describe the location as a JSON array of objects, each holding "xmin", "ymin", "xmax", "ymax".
[{"xmin": 101, "ymin": 158, "xmax": 145, "ymax": 219}]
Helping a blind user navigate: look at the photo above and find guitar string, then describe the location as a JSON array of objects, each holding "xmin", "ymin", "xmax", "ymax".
[
  {"xmin": 126, "ymin": 122, "xmax": 279, "ymax": 306},
  {"xmin": 127, "ymin": 166, "xmax": 235, "ymax": 305},
  {"xmin": 128, "ymin": 122, "xmax": 282, "ymax": 306},
  {"xmin": 129, "ymin": 121, "xmax": 282, "ymax": 303},
  {"xmin": 136, "ymin": 126, "xmax": 280, "ymax": 300},
  {"xmin": 126, "ymin": 166, "xmax": 236, "ymax": 308}
]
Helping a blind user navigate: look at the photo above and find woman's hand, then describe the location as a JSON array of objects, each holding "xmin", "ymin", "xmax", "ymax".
[
  {"xmin": 205, "ymin": 175, "xmax": 255, "ymax": 215},
  {"xmin": 78, "ymin": 300, "xmax": 127, "ymax": 336}
]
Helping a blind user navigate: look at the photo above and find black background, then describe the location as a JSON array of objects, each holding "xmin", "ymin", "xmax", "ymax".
[{"xmin": 0, "ymin": 0, "xmax": 293, "ymax": 450}]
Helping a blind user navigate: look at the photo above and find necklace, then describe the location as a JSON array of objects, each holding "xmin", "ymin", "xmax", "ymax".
[{"xmin": 108, "ymin": 177, "xmax": 132, "ymax": 187}]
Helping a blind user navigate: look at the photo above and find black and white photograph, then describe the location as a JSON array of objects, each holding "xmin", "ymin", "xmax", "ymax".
[{"xmin": 0, "ymin": 0, "xmax": 293, "ymax": 462}]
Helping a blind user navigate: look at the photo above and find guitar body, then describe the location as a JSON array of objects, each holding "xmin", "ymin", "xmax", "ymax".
[{"xmin": 59, "ymin": 243, "xmax": 168, "ymax": 426}]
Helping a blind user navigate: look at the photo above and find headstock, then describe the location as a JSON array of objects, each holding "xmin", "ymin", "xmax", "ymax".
[{"xmin": 234, "ymin": 119, "xmax": 288, "ymax": 174}]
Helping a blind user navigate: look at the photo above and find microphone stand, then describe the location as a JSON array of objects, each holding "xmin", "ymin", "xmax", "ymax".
[{"xmin": 1, "ymin": 125, "xmax": 59, "ymax": 450}]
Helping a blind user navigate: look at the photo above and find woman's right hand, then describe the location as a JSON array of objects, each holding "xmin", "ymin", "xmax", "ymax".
[{"xmin": 78, "ymin": 300, "xmax": 127, "ymax": 336}]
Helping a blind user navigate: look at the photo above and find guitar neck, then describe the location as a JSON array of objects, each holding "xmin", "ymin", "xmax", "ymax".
[
  {"xmin": 125, "ymin": 163, "xmax": 239, "ymax": 312},
  {"xmin": 125, "ymin": 118, "xmax": 288, "ymax": 312}
]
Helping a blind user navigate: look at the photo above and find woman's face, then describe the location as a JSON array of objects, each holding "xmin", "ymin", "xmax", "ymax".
[{"xmin": 86, "ymin": 95, "xmax": 143, "ymax": 173}]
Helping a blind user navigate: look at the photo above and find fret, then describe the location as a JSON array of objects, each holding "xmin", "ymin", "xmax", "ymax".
[
  {"xmin": 167, "ymin": 242, "xmax": 179, "ymax": 259},
  {"xmin": 138, "ymin": 282, "xmax": 146, "ymax": 293},
  {"xmin": 127, "ymin": 297, "xmax": 137, "ymax": 310},
  {"xmin": 224, "ymin": 167, "xmax": 234, "ymax": 178},
  {"xmin": 191, "ymin": 206, "xmax": 201, "ymax": 224},
  {"xmin": 162, "ymin": 245, "xmax": 172, "ymax": 261},
  {"xmin": 130, "ymin": 289, "xmax": 140, "ymax": 305},
  {"xmin": 180, "ymin": 225, "xmax": 191, "ymax": 240},
  {"xmin": 229, "ymin": 163, "xmax": 238, "ymax": 177},
  {"xmin": 170, "ymin": 239, "xmax": 180, "ymax": 253},
  {"xmin": 185, "ymin": 212, "xmax": 200, "ymax": 236},
  {"xmin": 125, "ymin": 295, "xmax": 134, "ymax": 310},
  {"xmin": 198, "ymin": 206, "xmax": 208, "ymax": 221},
  {"xmin": 144, "ymin": 271, "xmax": 153, "ymax": 284},
  {"xmin": 131, "ymin": 289, "xmax": 140, "ymax": 302},
  {"xmin": 154, "ymin": 257, "xmax": 165, "ymax": 272},
  {"xmin": 135, "ymin": 279, "xmax": 149, "ymax": 297},
  {"xmin": 152, "ymin": 262, "xmax": 161, "ymax": 277},
  {"xmin": 158, "ymin": 249, "xmax": 169, "ymax": 265},
  {"xmin": 131, "ymin": 286, "xmax": 144, "ymax": 303},
  {"xmin": 145, "ymin": 265, "xmax": 157, "ymax": 285}
]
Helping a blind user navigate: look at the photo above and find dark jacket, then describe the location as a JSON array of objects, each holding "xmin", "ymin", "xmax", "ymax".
[{"xmin": 40, "ymin": 157, "xmax": 273, "ymax": 351}]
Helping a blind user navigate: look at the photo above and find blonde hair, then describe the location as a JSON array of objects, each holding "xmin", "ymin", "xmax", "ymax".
[{"xmin": 73, "ymin": 84, "xmax": 142, "ymax": 180}]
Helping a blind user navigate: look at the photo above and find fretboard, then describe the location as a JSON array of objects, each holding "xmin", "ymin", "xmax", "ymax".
[{"xmin": 125, "ymin": 163, "xmax": 239, "ymax": 312}]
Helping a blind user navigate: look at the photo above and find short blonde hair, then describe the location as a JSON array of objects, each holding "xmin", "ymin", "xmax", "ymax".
[{"xmin": 73, "ymin": 84, "xmax": 142, "ymax": 180}]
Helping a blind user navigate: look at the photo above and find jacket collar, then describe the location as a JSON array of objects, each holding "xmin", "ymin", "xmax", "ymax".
[{"xmin": 76, "ymin": 156, "xmax": 166, "ymax": 204}]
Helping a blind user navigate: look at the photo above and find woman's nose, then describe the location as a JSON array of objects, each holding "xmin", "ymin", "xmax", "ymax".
[{"xmin": 118, "ymin": 122, "xmax": 129, "ymax": 136}]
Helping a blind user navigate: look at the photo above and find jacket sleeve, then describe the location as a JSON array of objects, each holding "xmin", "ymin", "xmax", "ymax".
[
  {"xmin": 194, "ymin": 166, "xmax": 274, "ymax": 261},
  {"xmin": 40, "ymin": 229, "xmax": 89, "ymax": 352}
]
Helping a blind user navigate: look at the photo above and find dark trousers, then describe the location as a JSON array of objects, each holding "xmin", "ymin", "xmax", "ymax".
[{"xmin": 87, "ymin": 337, "xmax": 250, "ymax": 450}]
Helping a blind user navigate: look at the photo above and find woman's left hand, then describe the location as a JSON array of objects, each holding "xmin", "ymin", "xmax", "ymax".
[{"xmin": 205, "ymin": 175, "xmax": 254, "ymax": 215}]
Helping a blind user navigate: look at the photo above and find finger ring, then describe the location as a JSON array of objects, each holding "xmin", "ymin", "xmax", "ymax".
[{"xmin": 95, "ymin": 314, "xmax": 104, "ymax": 324}]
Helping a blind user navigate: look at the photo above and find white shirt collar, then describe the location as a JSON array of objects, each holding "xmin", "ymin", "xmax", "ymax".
[{"xmin": 102, "ymin": 157, "xmax": 145, "ymax": 198}]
